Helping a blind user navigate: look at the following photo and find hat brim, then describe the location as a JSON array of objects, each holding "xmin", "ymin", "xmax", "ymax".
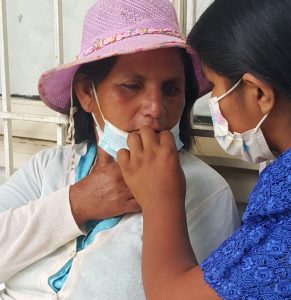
[{"xmin": 38, "ymin": 33, "xmax": 210, "ymax": 114}]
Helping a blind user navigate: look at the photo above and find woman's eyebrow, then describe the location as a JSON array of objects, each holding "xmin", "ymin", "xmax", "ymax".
[
  {"xmin": 119, "ymin": 73, "xmax": 145, "ymax": 81},
  {"xmin": 163, "ymin": 76, "xmax": 185, "ymax": 84},
  {"xmin": 118, "ymin": 73, "xmax": 184, "ymax": 83}
]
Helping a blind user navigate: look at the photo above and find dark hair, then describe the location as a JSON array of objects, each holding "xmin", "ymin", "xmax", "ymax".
[
  {"xmin": 180, "ymin": 50, "xmax": 198, "ymax": 150},
  {"xmin": 73, "ymin": 56, "xmax": 118, "ymax": 144},
  {"xmin": 73, "ymin": 49, "xmax": 198, "ymax": 150},
  {"xmin": 187, "ymin": 0, "xmax": 291, "ymax": 99}
]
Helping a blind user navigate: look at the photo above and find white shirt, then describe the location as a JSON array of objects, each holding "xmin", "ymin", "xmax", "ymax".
[{"xmin": 0, "ymin": 143, "xmax": 239, "ymax": 300}]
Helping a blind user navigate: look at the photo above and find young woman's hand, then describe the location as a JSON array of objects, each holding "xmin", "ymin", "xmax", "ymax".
[
  {"xmin": 118, "ymin": 126, "xmax": 218, "ymax": 300},
  {"xmin": 117, "ymin": 126, "xmax": 186, "ymax": 211},
  {"xmin": 69, "ymin": 147, "xmax": 141, "ymax": 226}
]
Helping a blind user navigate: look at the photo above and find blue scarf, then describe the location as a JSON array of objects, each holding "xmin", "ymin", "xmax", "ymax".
[{"xmin": 48, "ymin": 142, "xmax": 122, "ymax": 292}]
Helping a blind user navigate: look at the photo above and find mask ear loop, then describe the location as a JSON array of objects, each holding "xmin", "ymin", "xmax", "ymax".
[
  {"xmin": 67, "ymin": 78, "xmax": 78, "ymax": 172},
  {"xmin": 91, "ymin": 81, "xmax": 107, "ymax": 140},
  {"xmin": 91, "ymin": 81, "xmax": 105, "ymax": 122},
  {"xmin": 214, "ymin": 78, "xmax": 242, "ymax": 103}
]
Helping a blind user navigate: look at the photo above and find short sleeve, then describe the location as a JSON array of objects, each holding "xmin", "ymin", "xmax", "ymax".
[{"xmin": 201, "ymin": 217, "xmax": 291, "ymax": 300}]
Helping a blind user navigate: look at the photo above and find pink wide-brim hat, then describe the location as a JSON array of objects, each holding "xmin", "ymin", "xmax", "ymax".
[{"xmin": 38, "ymin": 0, "xmax": 211, "ymax": 115}]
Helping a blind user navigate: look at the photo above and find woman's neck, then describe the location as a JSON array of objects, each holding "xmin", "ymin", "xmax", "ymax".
[{"xmin": 264, "ymin": 99, "xmax": 291, "ymax": 154}]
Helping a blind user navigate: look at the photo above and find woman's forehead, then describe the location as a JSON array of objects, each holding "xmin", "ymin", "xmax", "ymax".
[{"xmin": 108, "ymin": 48, "xmax": 185, "ymax": 78}]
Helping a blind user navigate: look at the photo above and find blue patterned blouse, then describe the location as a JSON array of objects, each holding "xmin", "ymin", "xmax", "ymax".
[{"xmin": 201, "ymin": 148, "xmax": 291, "ymax": 300}]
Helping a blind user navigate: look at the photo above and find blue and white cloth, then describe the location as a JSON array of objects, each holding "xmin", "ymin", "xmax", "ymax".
[{"xmin": 48, "ymin": 142, "xmax": 122, "ymax": 292}]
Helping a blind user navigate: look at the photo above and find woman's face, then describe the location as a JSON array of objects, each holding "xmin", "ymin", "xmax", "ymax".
[
  {"xmin": 92, "ymin": 48, "xmax": 185, "ymax": 132},
  {"xmin": 203, "ymin": 66, "xmax": 264, "ymax": 133}
]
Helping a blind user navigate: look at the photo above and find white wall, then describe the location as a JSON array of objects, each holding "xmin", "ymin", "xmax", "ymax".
[
  {"xmin": 196, "ymin": 0, "xmax": 213, "ymax": 19},
  {"xmin": 0, "ymin": 0, "xmax": 215, "ymax": 97},
  {"xmin": 186, "ymin": 0, "xmax": 213, "ymax": 34},
  {"xmin": 0, "ymin": 0, "xmax": 96, "ymax": 96}
]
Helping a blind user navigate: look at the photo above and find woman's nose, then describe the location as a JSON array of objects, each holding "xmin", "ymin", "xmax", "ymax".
[{"xmin": 141, "ymin": 89, "xmax": 166, "ymax": 119}]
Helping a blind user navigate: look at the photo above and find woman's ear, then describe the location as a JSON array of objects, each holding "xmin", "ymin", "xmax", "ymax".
[
  {"xmin": 242, "ymin": 73, "xmax": 276, "ymax": 115},
  {"xmin": 74, "ymin": 74, "xmax": 95, "ymax": 113}
]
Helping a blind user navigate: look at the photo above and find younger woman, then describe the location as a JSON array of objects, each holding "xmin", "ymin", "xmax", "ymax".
[{"xmin": 117, "ymin": 0, "xmax": 291, "ymax": 299}]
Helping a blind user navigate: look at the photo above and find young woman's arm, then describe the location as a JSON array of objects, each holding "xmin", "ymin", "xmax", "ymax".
[
  {"xmin": 142, "ymin": 201, "xmax": 219, "ymax": 299},
  {"xmin": 117, "ymin": 126, "xmax": 219, "ymax": 300}
]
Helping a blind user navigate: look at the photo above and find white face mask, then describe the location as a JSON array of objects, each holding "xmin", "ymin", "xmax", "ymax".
[
  {"xmin": 91, "ymin": 82, "xmax": 184, "ymax": 160},
  {"xmin": 208, "ymin": 79, "xmax": 275, "ymax": 164}
]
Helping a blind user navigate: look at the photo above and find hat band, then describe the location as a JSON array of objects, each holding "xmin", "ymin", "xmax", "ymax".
[{"xmin": 75, "ymin": 28, "xmax": 185, "ymax": 61}]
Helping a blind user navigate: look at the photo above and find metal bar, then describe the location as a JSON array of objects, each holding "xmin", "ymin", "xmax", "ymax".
[
  {"xmin": 54, "ymin": 0, "xmax": 66, "ymax": 146},
  {"xmin": 54, "ymin": 0, "xmax": 64, "ymax": 66},
  {"xmin": 0, "ymin": 112, "xmax": 67, "ymax": 124},
  {"xmin": 182, "ymin": 0, "xmax": 188, "ymax": 35},
  {"xmin": 185, "ymin": 0, "xmax": 197, "ymax": 35},
  {"xmin": 192, "ymin": 0, "xmax": 197, "ymax": 24},
  {"xmin": 172, "ymin": 0, "xmax": 187, "ymax": 35},
  {"xmin": 0, "ymin": 0, "xmax": 14, "ymax": 179}
]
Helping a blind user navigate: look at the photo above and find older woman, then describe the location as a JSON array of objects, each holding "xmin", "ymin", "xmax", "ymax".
[{"xmin": 0, "ymin": 0, "xmax": 239, "ymax": 299}]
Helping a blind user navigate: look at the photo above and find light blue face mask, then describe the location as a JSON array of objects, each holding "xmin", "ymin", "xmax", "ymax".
[{"xmin": 91, "ymin": 82, "xmax": 184, "ymax": 160}]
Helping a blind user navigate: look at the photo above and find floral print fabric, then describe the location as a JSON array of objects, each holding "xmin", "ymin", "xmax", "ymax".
[{"xmin": 201, "ymin": 149, "xmax": 291, "ymax": 300}]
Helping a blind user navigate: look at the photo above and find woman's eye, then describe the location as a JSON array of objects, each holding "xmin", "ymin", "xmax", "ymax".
[
  {"xmin": 121, "ymin": 83, "xmax": 141, "ymax": 91},
  {"xmin": 163, "ymin": 85, "xmax": 180, "ymax": 97}
]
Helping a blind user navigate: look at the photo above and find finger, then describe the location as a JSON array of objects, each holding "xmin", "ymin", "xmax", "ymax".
[
  {"xmin": 127, "ymin": 131, "xmax": 143, "ymax": 153},
  {"xmin": 159, "ymin": 130, "xmax": 177, "ymax": 150},
  {"xmin": 139, "ymin": 125, "xmax": 160, "ymax": 151},
  {"xmin": 116, "ymin": 148, "xmax": 130, "ymax": 171}
]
